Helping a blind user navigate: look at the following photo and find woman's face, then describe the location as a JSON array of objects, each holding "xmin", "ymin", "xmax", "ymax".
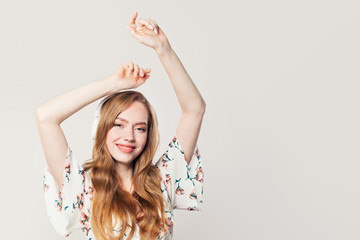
[{"xmin": 106, "ymin": 101, "xmax": 149, "ymax": 166}]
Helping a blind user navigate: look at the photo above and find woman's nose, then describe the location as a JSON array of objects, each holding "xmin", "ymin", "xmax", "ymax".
[{"xmin": 123, "ymin": 128, "xmax": 135, "ymax": 142}]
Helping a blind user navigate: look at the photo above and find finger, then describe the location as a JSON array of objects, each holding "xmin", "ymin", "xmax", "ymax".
[
  {"xmin": 142, "ymin": 74, "xmax": 151, "ymax": 82},
  {"xmin": 148, "ymin": 19, "xmax": 158, "ymax": 34},
  {"xmin": 127, "ymin": 25, "xmax": 142, "ymax": 39},
  {"xmin": 144, "ymin": 68, "xmax": 151, "ymax": 75},
  {"xmin": 129, "ymin": 12, "xmax": 138, "ymax": 25},
  {"xmin": 138, "ymin": 18, "xmax": 154, "ymax": 31},
  {"xmin": 137, "ymin": 75, "xmax": 150, "ymax": 86},
  {"xmin": 139, "ymin": 67, "xmax": 145, "ymax": 78},
  {"xmin": 146, "ymin": 19, "xmax": 157, "ymax": 34},
  {"xmin": 133, "ymin": 64, "xmax": 139, "ymax": 76},
  {"xmin": 119, "ymin": 63, "xmax": 127, "ymax": 72},
  {"xmin": 127, "ymin": 62, "xmax": 134, "ymax": 74}
]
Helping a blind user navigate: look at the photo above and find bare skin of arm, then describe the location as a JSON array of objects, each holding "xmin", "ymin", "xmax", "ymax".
[
  {"xmin": 36, "ymin": 62, "xmax": 151, "ymax": 189},
  {"xmin": 127, "ymin": 13, "xmax": 206, "ymax": 164}
]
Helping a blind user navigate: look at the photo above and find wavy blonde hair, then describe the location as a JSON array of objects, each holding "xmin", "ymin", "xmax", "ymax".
[{"xmin": 83, "ymin": 91, "xmax": 168, "ymax": 239}]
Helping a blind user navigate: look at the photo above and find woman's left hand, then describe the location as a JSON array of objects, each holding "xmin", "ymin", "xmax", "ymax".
[{"xmin": 127, "ymin": 12, "xmax": 170, "ymax": 52}]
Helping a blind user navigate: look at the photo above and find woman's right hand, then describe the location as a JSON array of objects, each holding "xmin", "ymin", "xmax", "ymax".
[{"xmin": 110, "ymin": 62, "xmax": 151, "ymax": 91}]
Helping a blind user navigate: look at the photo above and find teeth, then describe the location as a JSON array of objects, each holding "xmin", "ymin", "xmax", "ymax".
[{"xmin": 120, "ymin": 146, "xmax": 133, "ymax": 149}]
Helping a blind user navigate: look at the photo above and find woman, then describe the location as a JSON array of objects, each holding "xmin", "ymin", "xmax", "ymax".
[{"xmin": 37, "ymin": 12, "xmax": 205, "ymax": 240}]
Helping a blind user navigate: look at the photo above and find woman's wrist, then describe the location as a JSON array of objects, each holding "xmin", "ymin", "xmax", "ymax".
[
  {"xmin": 101, "ymin": 75, "xmax": 126, "ymax": 94},
  {"xmin": 155, "ymin": 41, "xmax": 172, "ymax": 56}
]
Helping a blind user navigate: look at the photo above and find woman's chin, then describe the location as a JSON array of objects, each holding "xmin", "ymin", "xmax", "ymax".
[{"xmin": 113, "ymin": 155, "xmax": 135, "ymax": 165}]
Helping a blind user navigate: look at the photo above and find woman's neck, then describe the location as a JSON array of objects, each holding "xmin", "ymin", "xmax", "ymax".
[{"xmin": 115, "ymin": 162, "xmax": 134, "ymax": 193}]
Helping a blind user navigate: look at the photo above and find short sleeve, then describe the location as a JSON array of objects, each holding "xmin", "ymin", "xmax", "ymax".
[
  {"xmin": 42, "ymin": 147, "xmax": 91, "ymax": 237},
  {"xmin": 155, "ymin": 136, "xmax": 204, "ymax": 211}
]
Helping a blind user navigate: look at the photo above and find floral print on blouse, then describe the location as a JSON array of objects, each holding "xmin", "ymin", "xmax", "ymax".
[{"xmin": 42, "ymin": 136, "xmax": 203, "ymax": 240}]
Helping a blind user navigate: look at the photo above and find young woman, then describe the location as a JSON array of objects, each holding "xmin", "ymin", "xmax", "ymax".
[{"xmin": 37, "ymin": 12, "xmax": 205, "ymax": 240}]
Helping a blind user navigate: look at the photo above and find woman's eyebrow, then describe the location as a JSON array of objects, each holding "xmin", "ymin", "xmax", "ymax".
[{"xmin": 116, "ymin": 117, "xmax": 147, "ymax": 126}]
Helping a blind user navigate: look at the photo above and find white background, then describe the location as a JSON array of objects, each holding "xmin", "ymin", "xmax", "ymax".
[{"xmin": 1, "ymin": 0, "xmax": 359, "ymax": 239}]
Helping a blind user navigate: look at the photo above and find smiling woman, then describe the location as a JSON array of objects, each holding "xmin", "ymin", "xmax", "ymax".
[
  {"xmin": 105, "ymin": 101, "xmax": 149, "ymax": 168},
  {"xmin": 37, "ymin": 12, "xmax": 205, "ymax": 240}
]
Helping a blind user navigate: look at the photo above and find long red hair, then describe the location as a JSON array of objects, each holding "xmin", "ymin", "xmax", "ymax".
[{"xmin": 83, "ymin": 91, "xmax": 168, "ymax": 239}]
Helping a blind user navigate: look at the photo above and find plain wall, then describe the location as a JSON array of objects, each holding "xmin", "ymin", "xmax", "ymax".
[{"xmin": 1, "ymin": 0, "xmax": 359, "ymax": 239}]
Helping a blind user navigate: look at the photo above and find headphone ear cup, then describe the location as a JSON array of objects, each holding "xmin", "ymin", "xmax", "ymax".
[
  {"xmin": 91, "ymin": 97, "xmax": 108, "ymax": 142},
  {"xmin": 90, "ymin": 114, "xmax": 99, "ymax": 141}
]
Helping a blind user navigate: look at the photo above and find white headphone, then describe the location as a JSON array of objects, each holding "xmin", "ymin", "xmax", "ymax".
[{"xmin": 90, "ymin": 97, "xmax": 109, "ymax": 142}]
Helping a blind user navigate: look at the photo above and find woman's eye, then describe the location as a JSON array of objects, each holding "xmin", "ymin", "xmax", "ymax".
[
  {"xmin": 136, "ymin": 128, "xmax": 146, "ymax": 132},
  {"xmin": 115, "ymin": 124, "xmax": 123, "ymax": 127}
]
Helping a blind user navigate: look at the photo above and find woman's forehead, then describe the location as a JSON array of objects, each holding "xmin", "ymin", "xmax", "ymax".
[{"xmin": 116, "ymin": 102, "xmax": 148, "ymax": 123}]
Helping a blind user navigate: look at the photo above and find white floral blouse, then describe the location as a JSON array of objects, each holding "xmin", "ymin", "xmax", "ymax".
[{"xmin": 42, "ymin": 136, "xmax": 204, "ymax": 240}]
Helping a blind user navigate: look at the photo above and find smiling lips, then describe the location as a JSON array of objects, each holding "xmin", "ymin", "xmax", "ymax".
[{"xmin": 116, "ymin": 144, "xmax": 136, "ymax": 153}]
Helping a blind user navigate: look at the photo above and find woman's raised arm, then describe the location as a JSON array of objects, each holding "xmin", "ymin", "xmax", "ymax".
[
  {"xmin": 36, "ymin": 62, "xmax": 150, "ymax": 188},
  {"xmin": 127, "ymin": 13, "xmax": 206, "ymax": 164}
]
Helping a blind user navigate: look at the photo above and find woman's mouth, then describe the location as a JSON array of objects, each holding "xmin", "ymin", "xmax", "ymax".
[{"xmin": 116, "ymin": 144, "xmax": 136, "ymax": 153}]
